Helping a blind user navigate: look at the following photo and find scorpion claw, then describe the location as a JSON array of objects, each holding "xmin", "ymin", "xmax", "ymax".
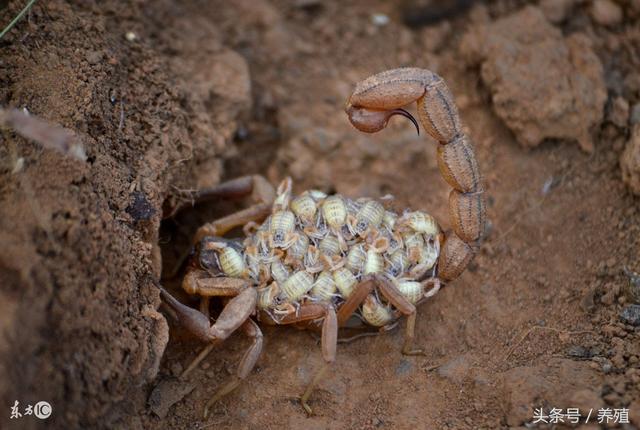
[{"xmin": 389, "ymin": 108, "xmax": 420, "ymax": 135}]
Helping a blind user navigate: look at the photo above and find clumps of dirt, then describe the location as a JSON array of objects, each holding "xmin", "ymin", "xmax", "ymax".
[
  {"xmin": 621, "ymin": 124, "xmax": 640, "ymax": 195},
  {"xmin": 460, "ymin": 5, "xmax": 607, "ymax": 152},
  {"xmin": 0, "ymin": 1, "xmax": 251, "ymax": 428}
]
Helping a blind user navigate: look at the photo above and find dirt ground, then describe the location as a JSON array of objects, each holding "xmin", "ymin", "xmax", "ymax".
[{"xmin": 1, "ymin": 0, "xmax": 639, "ymax": 429}]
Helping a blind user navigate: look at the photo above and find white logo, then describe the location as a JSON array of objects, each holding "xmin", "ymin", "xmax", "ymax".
[{"xmin": 33, "ymin": 401, "xmax": 52, "ymax": 419}]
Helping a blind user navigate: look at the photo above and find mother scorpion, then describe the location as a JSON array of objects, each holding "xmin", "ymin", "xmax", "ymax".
[{"xmin": 159, "ymin": 68, "xmax": 486, "ymax": 417}]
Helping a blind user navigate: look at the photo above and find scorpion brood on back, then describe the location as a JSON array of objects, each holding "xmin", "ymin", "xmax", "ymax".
[
  {"xmin": 159, "ymin": 67, "xmax": 486, "ymax": 417},
  {"xmin": 203, "ymin": 179, "xmax": 442, "ymax": 323}
]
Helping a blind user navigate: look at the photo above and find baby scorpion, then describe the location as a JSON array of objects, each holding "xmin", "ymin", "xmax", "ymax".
[{"xmin": 158, "ymin": 67, "xmax": 486, "ymax": 418}]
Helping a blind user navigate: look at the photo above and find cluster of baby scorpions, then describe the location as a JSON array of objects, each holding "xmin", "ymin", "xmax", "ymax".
[{"xmin": 159, "ymin": 67, "xmax": 486, "ymax": 418}]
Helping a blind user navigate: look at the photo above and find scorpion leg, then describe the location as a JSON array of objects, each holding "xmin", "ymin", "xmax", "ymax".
[
  {"xmin": 204, "ymin": 318, "xmax": 263, "ymax": 419},
  {"xmin": 336, "ymin": 274, "xmax": 424, "ymax": 355},
  {"xmin": 278, "ymin": 303, "xmax": 337, "ymax": 415},
  {"xmin": 164, "ymin": 174, "xmax": 275, "ymax": 218},
  {"xmin": 158, "ymin": 284, "xmax": 256, "ymax": 377},
  {"xmin": 182, "ymin": 270, "xmax": 248, "ymax": 297},
  {"xmin": 336, "ymin": 277, "xmax": 376, "ymax": 327},
  {"xmin": 180, "ymin": 174, "xmax": 275, "ymax": 243},
  {"xmin": 180, "ymin": 271, "xmax": 249, "ymax": 369},
  {"xmin": 373, "ymin": 277, "xmax": 425, "ymax": 356}
]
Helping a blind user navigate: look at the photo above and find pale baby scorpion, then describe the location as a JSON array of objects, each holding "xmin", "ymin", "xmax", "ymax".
[{"xmin": 158, "ymin": 67, "xmax": 485, "ymax": 418}]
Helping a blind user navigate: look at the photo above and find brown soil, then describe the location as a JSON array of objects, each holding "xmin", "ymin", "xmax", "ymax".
[{"xmin": 1, "ymin": 1, "xmax": 639, "ymax": 429}]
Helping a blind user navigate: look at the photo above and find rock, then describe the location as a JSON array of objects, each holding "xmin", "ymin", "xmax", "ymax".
[
  {"xmin": 620, "ymin": 304, "xmax": 640, "ymax": 325},
  {"xmin": 126, "ymin": 191, "xmax": 156, "ymax": 222},
  {"xmin": 371, "ymin": 13, "xmax": 390, "ymax": 27},
  {"xmin": 590, "ymin": 0, "xmax": 623, "ymax": 26},
  {"xmin": 540, "ymin": 0, "xmax": 574, "ymax": 23},
  {"xmin": 621, "ymin": 125, "xmax": 640, "ymax": 195},
  {"xmin": 566, "ymin": 345, "xmax": 595, "ymax": 359},
  {"xmin": 148, "ymin": 377, "xmax": 197, "ymax": 418},
  {"xmin": 460, "ymin": 6, "xmax": 606, "ymax": 152}
]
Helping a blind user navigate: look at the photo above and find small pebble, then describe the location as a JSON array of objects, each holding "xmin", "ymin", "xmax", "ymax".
[
  {"xmin": 567, "ymin": 345, "xmax": 594, "ymax": 359},
  {"xmin": 620, "ymin": 304, "xmax": 640, "ymax": 325},
  {"xmin": 590, "ymin": 0, "xmax": 623, "ymax": 26},
  {"xmin": 371, "ymin": 13, "xmax": 390, "ymax": 26}
]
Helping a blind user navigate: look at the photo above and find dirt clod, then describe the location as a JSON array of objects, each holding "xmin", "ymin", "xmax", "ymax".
[
  {"xmin": 148, "ymin": 377, "xmax": 197, "ymax": 419},
  {"xmin": 590, "ymin": 0, "xmax": 624, "ymax": 27},
  {"xmin": 460, "ymin": 6, "xmax": 607, "ymax": 152}
]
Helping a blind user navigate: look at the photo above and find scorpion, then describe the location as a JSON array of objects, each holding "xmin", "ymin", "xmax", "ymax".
[{"xmin": 159, "ymin": 68, "xmax": 486, "ymax": 418}]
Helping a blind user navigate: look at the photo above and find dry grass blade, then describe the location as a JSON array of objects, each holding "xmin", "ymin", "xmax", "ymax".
[
  {"xmin": 0, "ymin": 108, "xmax": 87, "ymax": 161},
  {"xmin": 503, "ymin": 325, "xmax": 595, "ymax": 362},
  {"xmin": 0, "ymin": 0, "xmax": 38, "ymax": 40}
]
